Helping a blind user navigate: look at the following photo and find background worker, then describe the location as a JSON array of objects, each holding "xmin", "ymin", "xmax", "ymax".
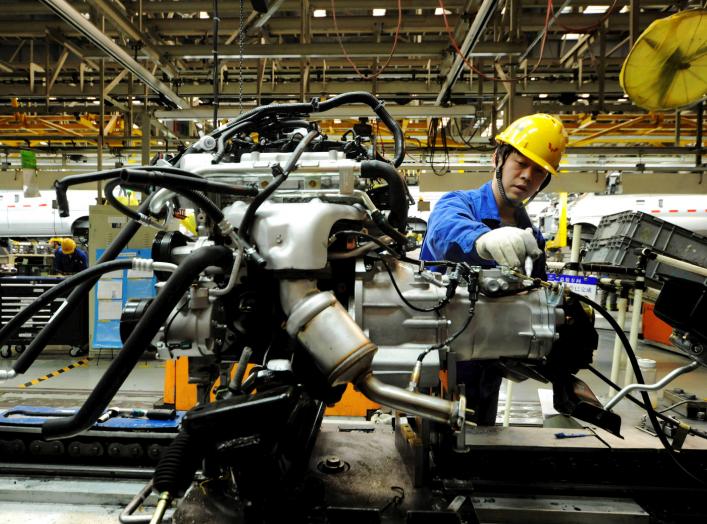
[
  {"xmin": 52, "ymin": 237, "xmax": 88, "ymax": 275},
  {"xmin": 420, "ymin": 114, "xmax": 568, "ymax": 425}
]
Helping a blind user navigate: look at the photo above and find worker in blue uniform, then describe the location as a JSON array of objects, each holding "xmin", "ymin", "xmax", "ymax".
[
  {"xmin": 420, "ymin": 113, "xmax": 568, "ymax": 425},
  {"xmin": 53, "ymin": 237, "xmax": 88, "ymax": 274}
]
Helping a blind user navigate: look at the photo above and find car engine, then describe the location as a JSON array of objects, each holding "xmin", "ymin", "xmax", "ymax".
[{"xmin": 2, "ymin": 92, "xmax": 617, "ymax": 522}]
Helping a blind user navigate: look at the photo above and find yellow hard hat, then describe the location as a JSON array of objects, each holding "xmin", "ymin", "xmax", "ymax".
[
  {"xmin": 61, "ymin": 238, "xmax": 76, "ymax": 255},
  {"xmin": 495, "ymin": 114, "xmax": 568, "ymax": 176}
]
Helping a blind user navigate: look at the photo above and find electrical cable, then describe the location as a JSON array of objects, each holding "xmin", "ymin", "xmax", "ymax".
[
  {"xmin": 552, "ymin": 0, "xmax": 622, "ymax": 33},
  {"xmin": 572, "ymin": 292, "xmax": 707, "ymax": 486},
  {"xmin": 379, "ymin": 256, "xmax": 451, "ymax": 313},
  {"xmin": 330, "ymin": 0, "xmax": 402, "ymax": 80},
  {"xmin": 427, "ymin": 118, "xmax": 450, "ymax": 176},
  {"xmin": 330, "ymin": 230, "xmax": 400, "ymax": 258}
]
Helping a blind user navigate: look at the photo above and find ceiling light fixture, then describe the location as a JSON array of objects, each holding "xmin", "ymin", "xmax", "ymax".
[
  {"xmin": 313, "ymin": 9, "xmax": 327, "ymax": 17},
  {"xmin": 372, "ymin": 8, "xmax": 386, "ymax": 17}
]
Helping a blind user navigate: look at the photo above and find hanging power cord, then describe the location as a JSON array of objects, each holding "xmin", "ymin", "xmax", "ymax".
[
  {"xmin": 427, "ymin": 118, "xmax": 450, "ymax": 176},
  {"xmin": 551, "ymin": 0, "xmax": 622, "ymax": 33},
  {"xmin": 330, "ymin": 0, "xmax": 403, "ymax": 80},
  {"xmin": 437, "ymin": 0, "xmax": 554, "ymax": 82}
]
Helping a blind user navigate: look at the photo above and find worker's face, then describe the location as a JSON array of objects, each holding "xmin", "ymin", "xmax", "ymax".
[{"xmin": 494, "ymin": 151, "xmax": 548, "ymax": 202}]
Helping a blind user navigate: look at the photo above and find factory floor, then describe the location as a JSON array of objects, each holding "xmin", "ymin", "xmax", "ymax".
[{"xmin": 0, "ymin": 328, "xmax": 706, "ymax": 523}]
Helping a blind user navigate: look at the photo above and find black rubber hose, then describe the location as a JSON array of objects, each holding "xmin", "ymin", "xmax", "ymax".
[
  {"xmin": 53, "ymin": 166, "xmax": 205, "ymax": 218},
  {"xmin": 42, "ymin": 245, "xmax": 232, "ymax": 440},
  {"xmin": 239, "ymin": 172, "xmax": 286, "ymax": 241},
  {"xmin": 360, "ymin": 160, "xmax": 408, "ymax": 232},
  {"xmin": 119, "ymin": 171, "xmax": 225, "ymax": 224},
  {"xmin": 209, "ymin": 92, "xmax": 405, "ymax": 166},
  {"xmin": 153, "ymin": 430, "xmax": 202, "ymax": 497},
  {"xmin": 13, "ymin": 197, "xmax": 155, "ymax": 374},
  {"xmin": 121, "ymin": 169, "xmax": 258, "ymax": 197},
  {"xmin": 104, "ymin": 178, "xmax": 143, "ymax": 223},
  {"xmin": 318, "ymin": 92, "xmax": 405, "ymax": 167},
  {"xmin": 0, "ymin": 260, "xmax": 134, "ymax": 354}
]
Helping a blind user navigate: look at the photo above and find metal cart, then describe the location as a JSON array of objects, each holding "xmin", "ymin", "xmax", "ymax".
[{"xmin": 0, "ymin": 276, "xmax": 88, "ymax": 358}]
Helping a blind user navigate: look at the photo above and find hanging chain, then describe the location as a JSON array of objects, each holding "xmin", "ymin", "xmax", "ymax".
[{"xmin": 239, "ymin": 0, "xmax": 244, "ymax": 113}]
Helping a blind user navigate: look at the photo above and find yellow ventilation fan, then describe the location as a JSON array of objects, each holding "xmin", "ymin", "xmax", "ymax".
[{"xmin": 620, "ymin": 9, "xmax": 707, "ymax": 111}]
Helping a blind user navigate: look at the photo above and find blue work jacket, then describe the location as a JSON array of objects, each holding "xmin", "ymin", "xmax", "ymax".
[
  {"xmin": 420, "ymin": 181, "xmax": 547, "ymax": 279},
  {"xmin": 53, "ymin": 247, "xmax": 89, "ymax": 274}
]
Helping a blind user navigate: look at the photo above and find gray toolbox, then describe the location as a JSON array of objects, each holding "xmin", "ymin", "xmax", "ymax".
[{"xmin": 582, "ymin": 211, "xmax": 707, "ymax": 284}]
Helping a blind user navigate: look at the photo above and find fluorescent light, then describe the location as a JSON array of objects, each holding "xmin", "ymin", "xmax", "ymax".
[
  {"xmin": 620, "ymin": 6, "xmax": 629, "ymax": 13},
  {"xmin": 333, "ymin": 119, "xmax": 342, "ymax": 124},
  {"xmin": 583, "ymin": 6, "xmax": 607, "ymax": 14},
  {"xmin": 199, "ymin": 11, "xmax": 209, "ymax": 19},
  {"xmin": 434, "ymin": 8, "xmax": 451, "ymax": 15},
  {"xmin": 313, "ymin": 9, "xmax": 327, "ymax": 17},
  {"xmin": 561, "ymin": 6, "xmax": 572, "ymax": 14},
  {"xmin": 562, "ymin": 33, "xmax": 581, "ymax": 40},
  {"xmin": 579, "ymin": 93, "xmax": 590, "ymax": 98},
  {"xmin": 372, "ymin": 8, "xmax": 386, "ymax": 17},
  {"xmin": 39, "ymin": 141, "xmax": 48, "ymax": 145},
  {"xmin": 538, "ymin": 93, "xmax": 548, "ymax": 99}
]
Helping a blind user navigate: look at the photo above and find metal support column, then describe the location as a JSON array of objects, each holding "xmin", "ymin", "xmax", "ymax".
[{"xmin": 141, "ymin": 110, "xmax": 151, "ymax": 166}]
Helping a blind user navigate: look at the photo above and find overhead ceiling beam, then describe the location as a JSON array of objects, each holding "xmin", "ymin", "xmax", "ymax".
[
  {"xmin": 252, "ymin": 0, "xmax": 287, "ymax": 30},
  {"xmin": 46, "ymin": 29, "xmax": 100, "ymax": 71},
  {"xmin": 153, "ymin": 42, "xmax": 521, "ymax": 60},
  {"xmin": 144, "ymin": 14, "xmax": 463, "ymax": 36},
  {"xmin": 47, "ymin": 48, "xmax": 69, "ymax": 93},
  {"xmin": 154, "ymin": 104, "xmax": 482, "ymax": 120},
  {"xmin": 38, "ymin": 0, "xmax": 187, "ymax": 108},
  {"xmin": 87, "ymin": 0, "xmax": 178, "ymax": 78},
  {"xmin": 0, "ymin": 79, "xmax": 625, "ymax": 99},
  {"xmin": 436, "ymin": 0, "xmax": 499, "ymax": 105}
]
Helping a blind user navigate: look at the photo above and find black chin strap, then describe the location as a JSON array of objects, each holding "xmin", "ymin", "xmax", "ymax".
[{"xmin": 495, "ymin": 163, "xmax": 551, "ymax": 209}]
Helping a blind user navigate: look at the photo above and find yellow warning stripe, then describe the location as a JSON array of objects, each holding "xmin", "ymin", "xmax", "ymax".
[{"xmin": 18, "ymin": 358, "xmax": 91, "ymax": 389}]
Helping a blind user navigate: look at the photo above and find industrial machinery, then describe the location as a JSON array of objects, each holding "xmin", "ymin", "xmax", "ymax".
[{"xmin": 0, "ymin": 93, "xmax": 704, "ymax": 522}]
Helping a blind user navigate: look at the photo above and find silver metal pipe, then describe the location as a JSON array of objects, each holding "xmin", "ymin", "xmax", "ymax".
[
  {"xmin": 357, "ymin": 372, "xmax": 464, "ymax": 431},
  {"xmin": 119, "ymin": 480, "xmax": 173, "ymax": 524},
  {"xmin": 606, "ymin": 361, "xmax": 700, "ymax": 410}
]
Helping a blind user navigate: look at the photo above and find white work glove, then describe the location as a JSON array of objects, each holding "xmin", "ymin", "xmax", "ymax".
[{"xmin": 475, "ymin": 227, "xmax": 542, "ymax": 268}]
